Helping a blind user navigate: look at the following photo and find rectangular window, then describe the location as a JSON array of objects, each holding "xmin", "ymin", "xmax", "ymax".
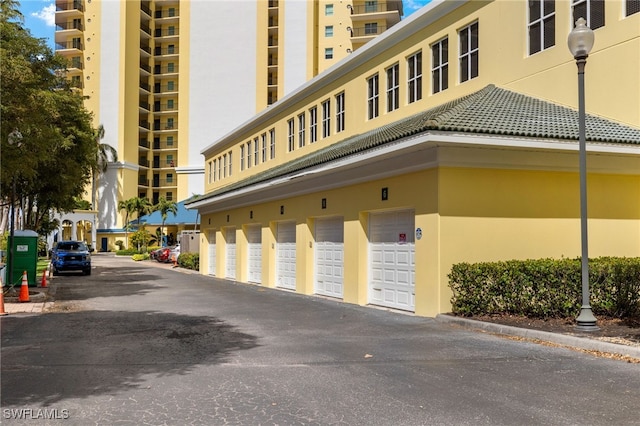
[
  {"xmin": 167, "ymin": 154, "xmax": 174, "ymax": 167},
  {"xmin": 270, "ymin": 129, "xmax": 276, "ymax": 159},
  {"xmin": 364, "ymin": 22, "xmax": 378, "ymax": 35},
  {"xmin": 459, "ymin": 22, "xmax": 479, "ymax": 83},
  {"xmin": 335, "ymin": 92, "xmax": 345, "ymax": 133},
  {"xmin": 167, "ymin": 62, "xmax": 175, "ymax": 73},
  {"xmin": 529, "ymin": 0, "xmax": 555, "ymax": 55},
  {"xmin": 240, "ymin": 144, "xmax": 245, "ymax": 171},
  {"xmin": 228, "ymin": 151, "xmax": 233, "ymax": 175},
  {"xmin": 325, "ymin": 48, "xmax": 334, "ymax": 59},
  {"xmin": 223, "ymin": 154, "xmax": 227, "ymax": 178},
  {"xmin": 627, "ymin": 0, "xmax": 640, "ymax": 16},
  {"xmin": 213, "ymin": 159, "xmax": 217, "ymax": 182},
  {"xmin": 288, "ymin": 119, "xmax": 295, "ymax": 151},
  {"xmin": 217, "ymin": 156, "xmax": 222, "ymax": 180},
  {"xmin": 431, "ymin": 38, "xmax": 449, "ymax": 94},
  {"xmin": 572, "ymin": 0, "xmax": 604, "ymax": 29},
  {"xmin": 261, "ymin": 133, "xmax": 267, "ymax": 162},
  {"xmin": 167, "ymin": 81, "xmax": 175, "ymax": 91},
  {"xmin": 386, "ymin": 63, "xmax": 399, "ymax": 112},
  {"xmin": 365, "ymin": 1, "xmax": 378, "ymax": 13},
  {"xmin": 407, "ymin": 51, "xmax": 422, "ymax": 103},
  {"xmin": 322, "ymin": 100, "xmax": 331, "ymax": 138},
  {"xmin": 247, "ymin": 140, "xmax": 252, "ymax": 168},
  {"xmin": 367, "ymin": 74, "xmax": 379, "ymax": 119},
  {"xmin": 325, "ymin": 4, "xmax": 334, "ymax": 15},
  {"xmin": 298, "ymin": 113, "xmax": 306, "ymax": 147},
  {"xmin": 309, "ymin": 107, "xmax": 318, "ymax": 143},
  {"xmin": 208, "ymin": 161, "xmax": 213, "ymax": 183},
  {"xmin": 254, "ymin": 137, "xmax": 259, "ymax": 165},
  {"xmin": 166, "ymin": 173, "xmax": 173, "ymax": 183},
  {"xmin": 166, "ymin": 136, "xmax": 174, "ymax": 146},
  {"xmin": 166, "ymin": 192, "xmax": 173, "ymax": 201},
  {"xmin": 325, "ymin": 26, "xmax": 334, "ymax": 37}
]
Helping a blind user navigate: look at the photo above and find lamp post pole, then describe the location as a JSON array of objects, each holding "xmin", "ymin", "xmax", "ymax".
[{"xmin": 568, "ymin": 18, "xmax": 598, "ymax": 331}]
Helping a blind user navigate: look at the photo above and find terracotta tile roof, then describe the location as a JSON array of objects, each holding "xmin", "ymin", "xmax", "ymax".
[{"xmin": 188, "ymin": 85, "xmax": 640, "ymax": 203}]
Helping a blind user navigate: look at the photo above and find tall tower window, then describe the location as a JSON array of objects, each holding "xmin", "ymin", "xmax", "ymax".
[
  {"xmin": 386, "ymin": 63, "xmax": 399, "ymax": 112},
  {"xmin": 367, "ymin": 74, "xmax": 379, "ymax": 119}
]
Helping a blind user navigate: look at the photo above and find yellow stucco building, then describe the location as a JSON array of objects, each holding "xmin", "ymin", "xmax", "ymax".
[
  {"xmin": 54, "ymin": 0, "xmax": 403, "ymax": 251},
  {"xmin": 187, "ymin": 0, "xmax": 640, "ymax": 317}
]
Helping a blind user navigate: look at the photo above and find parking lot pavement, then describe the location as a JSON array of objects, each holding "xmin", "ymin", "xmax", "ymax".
[{"xmin": 3, "ymin": 255, "xmax": 639, "ymax": 362}]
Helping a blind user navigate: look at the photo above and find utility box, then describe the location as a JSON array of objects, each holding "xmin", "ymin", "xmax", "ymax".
[{"xmin": 6, "ymin": 230, "xmax": 39, "ymax": 287}]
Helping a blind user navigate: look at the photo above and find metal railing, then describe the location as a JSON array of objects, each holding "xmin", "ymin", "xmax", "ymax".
[{"xmin": 56, "ymin": 1, "xmax": 84, "ymax": 12}]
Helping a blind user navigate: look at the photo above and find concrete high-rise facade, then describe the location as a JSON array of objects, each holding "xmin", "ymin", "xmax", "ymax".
[{"xmin": 54, "ymin": 0, "xmax": 404, "ymax": 251}]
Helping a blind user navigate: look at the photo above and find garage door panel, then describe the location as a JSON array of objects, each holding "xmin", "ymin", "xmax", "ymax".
[
  {"xmin": 226, "ymin": 228, "xmax": 236, "ymax": 280},
  {"xmin": 315, "ymin": 217, "xmax": 344, "ymax": 299},
  {"xmin": 208, "ymin": 230, "xmax": 216, "ymax": 276},
  {"xmin": 277, "ymin": 223, "xmax": 296, "ymax": 290},
  {"xmin": 369, "ymin": 210, "xmax": 415, "ymax": 311},
  {"xmin": 247, "ymin": 226, "xmax": 262, "ymax": 283}
]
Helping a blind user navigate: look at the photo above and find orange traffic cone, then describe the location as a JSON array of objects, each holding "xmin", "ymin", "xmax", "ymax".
[
  {"xmin": 18, "ymin": 271, "xmax": 30, "ymax": 303},
  {"xmin": 0, "ymin": 273, "xmax": 8, "ymax": 316},
  {"xmin": 40, "ymin": 268, "xmax": 48, "ymax": 288}
]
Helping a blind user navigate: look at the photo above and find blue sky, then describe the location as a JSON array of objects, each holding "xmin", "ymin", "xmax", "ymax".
[{"xmin": 19, "ymin": 0, "xmax": 433, "ymax": 49}]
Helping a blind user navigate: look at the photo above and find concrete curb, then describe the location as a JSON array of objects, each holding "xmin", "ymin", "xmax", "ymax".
[{"xmin": 435, "ymin": 314, "xmax": 640, "ymax": 360}]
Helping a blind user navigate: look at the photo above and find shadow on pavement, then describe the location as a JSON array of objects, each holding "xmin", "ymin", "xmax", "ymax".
[{"xmin": 1, "ymin": 310, "xmax": 259, "ymax": 407}]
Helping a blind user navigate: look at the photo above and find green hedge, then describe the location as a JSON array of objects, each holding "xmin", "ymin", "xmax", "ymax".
[
  {"xmin": 177, "ymin": 252, "xmax": 199, "ymax": 271},
  {"xmin": 449, "ymin": 257, "xmax": 640, "ymax": 319}
]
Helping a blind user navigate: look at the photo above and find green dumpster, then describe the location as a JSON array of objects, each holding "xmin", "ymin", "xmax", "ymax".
[{"xmin": 6, "ymin": 230, "xmax": 39, "ymax": 287}]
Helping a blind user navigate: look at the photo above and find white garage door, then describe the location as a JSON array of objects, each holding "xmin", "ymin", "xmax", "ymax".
[
  {"xmin": 247, "ymin": 225, "xmax": 262, "ymax": 284},
  {"xmin": 276, "ymin": 222, "xmax": 296, "ymax": 290},
  {"xmin": 226, "ymin": 228, "xmax": 236, "ymax": 279},
  {"xmin": 208, "ymin": 230, "xmax": 216, "ymax": 276},
  {"xmin": 369, "ymin": 210, "xmax": 415, "ymax": 311},
  {"xmin": 315, "ymin": 217, "xmax": 344, "ymax": 298}
]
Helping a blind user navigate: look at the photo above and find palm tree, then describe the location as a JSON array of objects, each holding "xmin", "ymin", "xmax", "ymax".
[
  {"xmin": 132, "ymin": 196, "xmax": 153, "ymax": 226},
  {"xmin": 154, "ymin": 197, "xmax": 178, "ymax": 246},
  {"xmin": 117, "ymin": 198, "xmax": 136, "ymax": 249},
  {"xmin": 91, "ymin": 125, "xmax": 118, "ymax": 209}
]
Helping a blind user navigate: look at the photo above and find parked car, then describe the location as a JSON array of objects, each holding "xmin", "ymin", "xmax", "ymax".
[
  {"xmin": 155, "ymin": 247, "xmax": 171, "ymax": 263},
  {"xmin": 51, "ymin": 241, "xmax": 92, "ymax": 276},
  {"xmin": 150, "ymin": 247, "xmax": 164, "ymax": 260}
]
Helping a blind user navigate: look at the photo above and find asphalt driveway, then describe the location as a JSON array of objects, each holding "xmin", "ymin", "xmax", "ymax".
[{"xmin": 1, "ymin": 254, "xmax": 638, "ymax": 425}]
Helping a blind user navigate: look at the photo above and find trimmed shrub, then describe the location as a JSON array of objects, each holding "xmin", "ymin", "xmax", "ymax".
[
  {"xmin": 132, "ymin": 253, "xmax": 150, "ymax": 261},
  {"xmin": 178, "ymin": 252, "xmax": 199, "ymax": 271},
  {"xmin": 116, "ymin": 248, "xmax": 140, "ymax": 256},
  {"xmin": 449, "ymin": 257, "xmax": 640, "ymax": 319}
]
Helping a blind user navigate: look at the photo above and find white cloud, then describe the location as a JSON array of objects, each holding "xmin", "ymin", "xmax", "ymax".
[{"xmin": 31, "ymin": 4, "xmax": 56, "ymax": 27}]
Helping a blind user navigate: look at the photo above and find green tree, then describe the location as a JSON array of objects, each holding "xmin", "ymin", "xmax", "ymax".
[
  {"xmin": 117, "ymin": 198, "xmax": 136, "ymax": 249},
  {"xmin": 132, "ymin": 197, "xmax": 153, "ymax": 226},
  {"xmin": 91, "ymin": 124, "xmax": 118, "ymax": 210},
  {"xmin": 154, "ymin": 197, "xmax": 177, "ymax": 246},
  {"xmin": 1, "ymin": 0, "xmax": 98, "ymax": 235}
]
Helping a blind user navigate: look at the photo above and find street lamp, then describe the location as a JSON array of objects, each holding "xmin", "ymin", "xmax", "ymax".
[{"xmin": 568, "ymin": 18, "xmax": 598, "ymax": 331}]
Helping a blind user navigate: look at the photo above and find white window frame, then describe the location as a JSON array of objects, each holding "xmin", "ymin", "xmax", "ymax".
[
  {"xmin": 386, "ymin": 63, "xmax": 399, "ymax": 112},
  {"xmin": 240, "ymin": 144, "xmax": 245, "ymax": 171},
  {"xmin": 309, "ymin": 107, "xmax": 318, "ymax": 143},
  {"xmin": 335, "ymin": 92, "xmax": 345, "ymax": 133},
  {"xmin": 459, "ymin": 21, "xmax": 479, "ymax": 83},
  {"xmin": 298, "ymin": 113, "xmax": 306, "ymax": 147},
  {"xmin": 254, "ymin": 137, "xmax": 259, "ymax": 165},
  {"xmin": 528, "ymin": 0, "xmax": 556, "ymax": 55},
  {"xmin": 288, "ymin": 118, "xmax": 295, "ymax": 151},
  {"xmin": 322, "ymin": 100, "xmax": 331, "ymax": 138},
  {"xmin": 261, "ymin": 133, "xmax": 267, "ymax": 162},
  {"xmin": 247, "ymin": 140, "xmax": 252, "ymax": 168},
  {"xmin": 270, "ymin": 128, "xmax": 276, "ymax": 159},
  {"xmin": 571, "ymin": 0, "xmax": 604, "ymax": 29},
  {"xmin": 367, "ymin": 74, "xmax": 379, "ymax": 120},
  {"xmin": 431, "ymin": 38, "xmax": 448, "ymax": 94},
  {"xmin": 407, "ymin": 51, "xmax": 422, "ymax": 103}
]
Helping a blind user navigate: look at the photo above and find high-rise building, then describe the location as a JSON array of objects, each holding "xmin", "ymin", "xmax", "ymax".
[{"xmin": 54, "ymin": 0, "xmax": 404, "ymax": 251}]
